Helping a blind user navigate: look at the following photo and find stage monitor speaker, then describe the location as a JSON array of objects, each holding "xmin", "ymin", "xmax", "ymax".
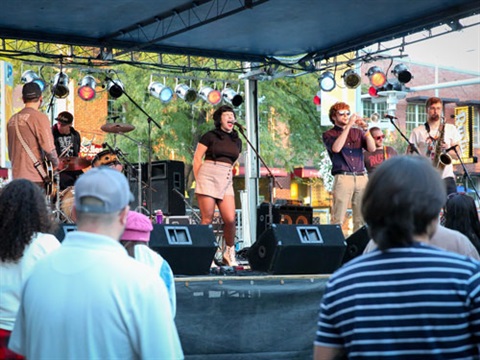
[
  {"xmin": 341, "ymin": 225, "xmax": 370, "ymax": 264},
  {"xmin": 257, "ymin": 203, "xmax": 313, "ymax": 238},
  {"xmin": 149, "ymin": 224, "xmax": 217, "ymax": 275},
  {"xmin": 247, "ymin": 224, "xmax": 346, "ymax": 275},
  {"xmin": 52, "ymin": 223, "xmax": 77, "ymax": 242}
]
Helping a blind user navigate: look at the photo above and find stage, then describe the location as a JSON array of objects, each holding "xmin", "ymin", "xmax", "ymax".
[{"xmin": 174, "ymin": 273, "xmax": 330, "ymax": 359}]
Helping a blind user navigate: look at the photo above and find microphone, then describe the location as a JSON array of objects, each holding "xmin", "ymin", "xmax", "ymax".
[
  {"xmin": 384, "ymin": 114, "xmax": 398, "ymax": 120},
  {"xmin": 445, "ymin": 144, "xmax": 458, "ymax": 152},
  {"xmin": 234, "ymin": 122, "xmax": 246, "ymax": 131},
  {"xmin": 102, "ymin": 142, "xmax": 114, "ymax": 152}
]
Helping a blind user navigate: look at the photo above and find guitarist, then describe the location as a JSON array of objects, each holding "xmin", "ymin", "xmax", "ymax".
[{"xmin": 7, "ymin": 82, "xmax": 58, "ymax": 191}]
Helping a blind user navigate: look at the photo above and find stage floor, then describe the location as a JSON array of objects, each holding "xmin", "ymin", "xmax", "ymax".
[{"xmin": 174, "ymin": 273, "xmax": 330, "ymax": 359}]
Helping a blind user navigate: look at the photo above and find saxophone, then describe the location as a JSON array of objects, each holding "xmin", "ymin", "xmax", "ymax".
[{"xmin": 432, "ymin": 117, "xmax": 452, "ymax": 170}]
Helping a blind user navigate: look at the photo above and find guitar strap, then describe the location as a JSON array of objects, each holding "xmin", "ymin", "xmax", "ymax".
[{"xmin": 14, "ymin": 115, "xmax": 49, "ymax": 181}]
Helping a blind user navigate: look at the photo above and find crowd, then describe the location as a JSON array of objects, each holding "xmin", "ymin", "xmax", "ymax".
[{"xmin": 1, "ymin": 82, "xmax": 479, "ymax": 358}]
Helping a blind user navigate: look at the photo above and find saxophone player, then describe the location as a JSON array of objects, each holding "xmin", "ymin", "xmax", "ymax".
[{"xmin": 408, "ymin": 97, "xmax": 461, "ymax": 195}]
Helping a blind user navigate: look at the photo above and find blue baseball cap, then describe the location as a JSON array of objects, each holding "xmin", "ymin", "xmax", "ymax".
[{"xmin": 74, "ymin": 166, "xmax": 134, "ymax": 213}]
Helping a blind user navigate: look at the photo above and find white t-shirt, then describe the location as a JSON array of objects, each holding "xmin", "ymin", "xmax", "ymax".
[
  {"xmin": 409, "ymin": 123, "xmax": 461, "ymax": 179},
  {"xmin": 0, "ymin": 232, "xmax": 60, "ymax": 330}
]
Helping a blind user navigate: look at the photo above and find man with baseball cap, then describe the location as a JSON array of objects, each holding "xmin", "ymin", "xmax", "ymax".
[
  {"xmin": 7, "ymin": 82, "xmax": 59, "ymax": 189},
  {"xmin": 52, "ymin": 110, "xmax": 83, "ymax": 190},
  {"xmin": 9, "ymin": 167, "xmax": 184, "ymax": 359}
]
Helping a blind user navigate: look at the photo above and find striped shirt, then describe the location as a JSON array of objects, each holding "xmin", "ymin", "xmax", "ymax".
[{"xmin": 315, "ymin": 243, "xmax": 480, "ymax": 359}]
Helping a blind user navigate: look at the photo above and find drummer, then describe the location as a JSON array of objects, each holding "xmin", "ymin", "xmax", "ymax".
[{"xmin": 52, "ymin": 111, "xmax": 83, "ymax": 190}]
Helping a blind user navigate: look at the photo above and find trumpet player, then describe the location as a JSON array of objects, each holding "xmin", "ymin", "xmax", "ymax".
[
  {"xmin": 323, "ymin": 102, "xmax": 376, "ymax": 234},
  {"xmin": 409, "ymin": 97, "xmax": 461, "ymax": 195}
]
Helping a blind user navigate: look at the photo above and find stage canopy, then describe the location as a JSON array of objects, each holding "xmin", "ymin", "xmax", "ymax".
[{"xmin": 1, "ymin": 0, "xmax": 479, "ymax": 66}]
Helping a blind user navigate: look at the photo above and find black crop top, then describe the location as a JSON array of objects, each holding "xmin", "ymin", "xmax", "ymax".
[{"xmin": 199, "ymin": 129, "xmax": 242, "ymax": 165}]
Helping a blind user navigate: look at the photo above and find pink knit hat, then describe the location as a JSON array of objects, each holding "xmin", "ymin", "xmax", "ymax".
[{"xmin": 121, "ymin": 211, "xmax": 153, "ymax": 242}]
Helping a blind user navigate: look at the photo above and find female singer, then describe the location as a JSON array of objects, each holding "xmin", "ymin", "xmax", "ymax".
[{"xmin": 193, "ymin": 105, "xmax": 242, "ymax": 266}]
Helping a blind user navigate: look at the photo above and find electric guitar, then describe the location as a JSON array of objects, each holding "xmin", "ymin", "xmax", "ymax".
[{"xmin": 38, "ymin": 159, "xmax": 54, "ymax": 195}]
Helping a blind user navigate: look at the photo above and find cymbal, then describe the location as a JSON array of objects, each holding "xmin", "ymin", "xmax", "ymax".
[
  {"xmin": 101, "ymin": 123, "xmax": 135, "ymax": 134},
  {"xmin": 58, "ymin": 156, "xmax": 91, "ymax": 171}
]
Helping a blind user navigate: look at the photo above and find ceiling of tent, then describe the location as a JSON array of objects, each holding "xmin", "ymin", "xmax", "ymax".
[{"xmin": 1, "ymin": 0, "xmax": 479, "ymax": 67}]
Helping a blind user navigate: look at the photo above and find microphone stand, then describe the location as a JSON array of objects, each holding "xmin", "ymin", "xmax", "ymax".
[
  {"xmin": 116, "ymin": 133, "xmax": 150, "ymax": 214},
  {"xmin": 451, "ymin": 146, "xmax": 480, "ymax": 200},
  {"xmin": 105, "ymin": 75, "xmax": 161, "ymax": 218},
  {"xmin": 388, "ymin": 118, "xmax": 420, "ymax": 155},
  {"xmin": 235, "ymin": 124, "xmax": 282, "ymax": 232}
]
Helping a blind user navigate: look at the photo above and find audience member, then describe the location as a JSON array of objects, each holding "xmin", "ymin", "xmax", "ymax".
[
  {"xmin": 0, "ymin": 179, "xmax": 60, "ymax": 359},
  {"xmin": 442, "ymin": 192, "xmax": 480, "ymax": 255},
  {"xmin": 314, "ymin": 156, "xmax": 480, "ymax": 359},
  {"xmin": 9, "ymin": 167, "xmax": 184, "ymax": 359},
  {"xmin": 120, "ymin": 210, "xmax": 176, "ymax": 317},
  {"xmin": 363, "ymin": 223, "xmax": 480, "ymax": 260}
]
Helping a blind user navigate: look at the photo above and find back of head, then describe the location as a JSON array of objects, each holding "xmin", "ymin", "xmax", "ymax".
[
  {"xmin": 443, "ymin": 193, "xmax": 480, "ymax": 246},
  {"xmin": 120, "ymin": 211, "xmax": 153, "ymax": 257},
  {"xmin": 22, "ymin": 82, "xmax": 42, "ymax": 103},
  {"xmin": 362, "ymin": 156, "xmax": 446, "ymax": 250},
  {"xmin": 0, "ymin": 179, "xmax": 55, "ymax": 262},
  {"xmin": 74, "ymin": 166, "xmax": 133, "ymax": 226}
]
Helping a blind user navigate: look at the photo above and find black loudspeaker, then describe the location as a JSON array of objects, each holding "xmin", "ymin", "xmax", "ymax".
[
  {"xmin": 149, "ymin": 224, "xmax": 217, "ymax": 275},
  {"xmin": 52, "ymin": 223, "xmax": 77, "ymax": 242},
  {"xmin": 247, "ymin": 224, "xmax": 346, "ymax": 275},
  {"xmin": 130, "ymin": 160, "xmax": 186, "ymax": 215},
  {"xmin": 257, "ymin": 203, "xmax": 313, "ymax": 238},
  {"xmin": 341, "ymin": 225, "xmax": 370, "ymax": 264},
  {"xmin": 150, "ymin": 160, "xmax": 185, "ymax": 215}
]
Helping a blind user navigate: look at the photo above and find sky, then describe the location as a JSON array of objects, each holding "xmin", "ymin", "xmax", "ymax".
[{"xmin": 381, "ymin": 15, "xmax": 480, "ymax": 74}]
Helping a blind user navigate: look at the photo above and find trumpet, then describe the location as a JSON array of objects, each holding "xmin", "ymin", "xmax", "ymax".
[{"xmin": 354, "ymin": 118, "xmax": 369, "ymax": 130}]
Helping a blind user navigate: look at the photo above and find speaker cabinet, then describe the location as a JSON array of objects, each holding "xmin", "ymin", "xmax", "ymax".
[
  {"xmin": 130, "ymin": 160, "xmax": 185, "ymax": 215},
  {"xmin": 341, "ymin": 225, "xmax": 370, "ymax": 265},
  {"xmin": 247, "ymin": 224, "xmax": 346, "ymax": 275},
  {"xmin": 149, "ymin": 224, "xmax": 217, "ymax": 275},
  {"xmin": 257, "ymin": 203, "xmax": 313, "ymax": 238}
]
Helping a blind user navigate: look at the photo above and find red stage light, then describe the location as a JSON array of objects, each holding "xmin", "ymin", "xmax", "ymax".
[{"xmin": 313, "ymin": 95, "xmax": 321, "ymax": 105}]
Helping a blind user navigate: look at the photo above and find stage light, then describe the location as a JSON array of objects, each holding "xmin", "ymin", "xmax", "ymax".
[
  {"xmin": 175, "ymin": 83, "xmax": 197, "ymax": 104},
  {"xmin": 221, "ymin": 87, "xmax": 243, "ymax": 107},
  {"xmin": 199, "ymin": 86, "xmax": 221, "ymax": 105},
  {"xmin": 313, "ymin": 93, "xmax": 321, "ymax": 105},
  {"xmin": 78, "ymin": 75, "xmax": 97, "ymax": 101},
  {"xmin": 319, "ymin": 71, "xmax": 336, "ymax": 92},
  {"xmin": 21, "ymin": 70, "xmax": 46, "ymax": 92},
  {"xmin": 392, "ymin": 64, "xmax": 412, "ymax": 84},
  {"xmin": 342, "ymin": 69, "xmax": 361, "ymax": 89},
  {"xmin": 52, "ymin": 72, "xmax": 69, "ymax": 99},
  {"xmin": 366, "ymin": 66, "xmax": 387, "ymax": 88},
  {"xmin": 149, "ymin": 82, "xmax": 174, "ymax": 103},
  {"xmin": 368, "ymin": 86, "xmax": 379, "ymax": 97},
  {"xmin": 107, "ymin": 79, "xmax": 124, "ymax": 99}
]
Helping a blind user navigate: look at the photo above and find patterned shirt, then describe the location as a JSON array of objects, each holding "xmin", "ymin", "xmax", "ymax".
[{"xmin": 315, "ymin": 243, "xmax": 480, "ymax": 359}]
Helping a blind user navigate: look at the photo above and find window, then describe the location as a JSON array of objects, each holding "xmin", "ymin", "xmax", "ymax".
[
  {"xmin": 362, "ymin": 100, "xmax": 387, "ymax": 119},
  {"xmin": 406, "ymin": 103, "xmax": 427, "ymax": 134},
  {"xmin": 472, "ymin": 107, "xmax": 480, "ymax": 148}
]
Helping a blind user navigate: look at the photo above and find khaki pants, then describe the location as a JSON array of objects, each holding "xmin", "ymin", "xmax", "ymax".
[{"xmin": 331, "ymin": 174, "xmax": 368, "ymax": 233}]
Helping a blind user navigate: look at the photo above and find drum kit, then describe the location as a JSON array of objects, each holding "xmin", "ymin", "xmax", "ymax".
[{"xmin": 52, "ymin": 122, "xmax": 136, "ymax": 223}]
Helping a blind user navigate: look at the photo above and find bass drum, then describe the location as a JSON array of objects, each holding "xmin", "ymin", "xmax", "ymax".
[
  {"xmin": 91, "ymin": 150, "xmax": 123, "ymax": 172},
  {"xmin": 60, "ymin": 186, "xmax": 75, "ymax": 223}
]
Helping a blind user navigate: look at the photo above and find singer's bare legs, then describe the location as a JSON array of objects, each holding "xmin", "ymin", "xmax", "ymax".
[
  {"xmin": 197, "ymin": 194, "xmax": 236, "ymax": 248},
  {"xmin": 197, "ymin": 193, "xmax": 237, "ymax": 266}
]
